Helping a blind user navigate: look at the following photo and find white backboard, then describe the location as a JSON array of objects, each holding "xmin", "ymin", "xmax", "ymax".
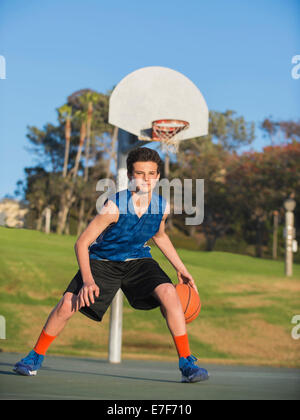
[{"xmin": 109, "ymin": 66, "xmax": 208, "ymax": 142}]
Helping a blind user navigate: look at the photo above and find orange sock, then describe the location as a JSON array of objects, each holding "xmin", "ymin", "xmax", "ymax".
[
  {"xmin": 173, "ymin": 334, "xmax": 191, "ymax": 359},
  {"xmin": 33, "ymin": 329, "xmax": 57, "ymax": 356}
]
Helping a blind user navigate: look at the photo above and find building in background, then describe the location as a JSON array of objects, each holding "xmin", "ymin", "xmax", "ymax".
[{"xmin": 0, "ymin": 198, "xmax": 28, "ymax": 228}]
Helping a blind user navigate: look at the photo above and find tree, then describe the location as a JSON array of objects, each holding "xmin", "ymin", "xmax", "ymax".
[
  {"xmin": 75, "ymin": 92, "xmax": 101, "ymax": 235},
  {"xmin": 227, "ymin": 142, "xmax": 300, "ymax": 257},
  {"xmin": 66, "ymin": 89, "xmax": 115, "ymax": 234},
  {"xmin": 16, "ymin": 167, "xmax": 60, "ymax": 231},
  {"xmin": 261, "ymin": 118, "xmax": 300, "ymax": 146},
  {"xmin": 67, "ymin": 89, "xmax": 115, "ymax": 175},
  {"xmin": 174, "ymin": 110, "xmax": 255, "ymax": 251},
  {"xmin": 20, "ymin": 89, "xmax": 114, "ymax": 234},
  {"xmin": 57, "ymin": 104, "xmax": 72, "ymax": 178},
  {"xmin": 209, "ymin": 110, "xmax": 255, "ymax": 151}
]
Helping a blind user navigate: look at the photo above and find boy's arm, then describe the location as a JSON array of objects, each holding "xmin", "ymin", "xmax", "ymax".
[
  {"xmin": 152, "ymin": 202, "xmax": 198, "ymax": 294},
  {"xmin": 74, "ymin": 200, "xmax": 119, "ymax": 308}
]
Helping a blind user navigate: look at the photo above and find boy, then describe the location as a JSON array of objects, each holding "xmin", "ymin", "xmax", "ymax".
[{"xmin": 14, "ymin": 147, "xmax": 209, "ymax": 383}]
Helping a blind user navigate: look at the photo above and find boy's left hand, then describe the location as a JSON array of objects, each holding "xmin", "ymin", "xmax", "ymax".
[{"xmin": 177, "ymin": 269, "xmax": 198, "ymax": 295}]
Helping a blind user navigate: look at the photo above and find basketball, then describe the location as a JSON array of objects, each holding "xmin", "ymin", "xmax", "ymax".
[{"xmin": 175, "ymin": 283, "xmax": 201, "ymax": 324}]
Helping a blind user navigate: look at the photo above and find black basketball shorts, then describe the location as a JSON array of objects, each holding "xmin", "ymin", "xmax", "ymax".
[{"xmin": 63, "ymin": 257, "xmax": 173, "ymax": 322}]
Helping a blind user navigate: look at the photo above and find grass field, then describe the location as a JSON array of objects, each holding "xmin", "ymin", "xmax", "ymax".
[{"xmin": 0, "ymin": 226, "xmax": 299, "ymax": 367}]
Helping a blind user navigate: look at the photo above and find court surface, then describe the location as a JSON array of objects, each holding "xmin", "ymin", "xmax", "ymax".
[{"xmin": 0, "ymin": 352, "xmax": 299, "ymax": 400}]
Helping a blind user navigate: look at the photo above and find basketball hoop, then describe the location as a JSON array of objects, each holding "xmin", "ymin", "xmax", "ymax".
[{"xmin": 152, "ymin": 119, "xmax": 190, "ymax": 152}]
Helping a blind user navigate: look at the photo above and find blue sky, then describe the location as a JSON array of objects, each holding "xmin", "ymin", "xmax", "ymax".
[{"xmin": 0, "ymin": 0, "xmax": 299, "ymax": 199}]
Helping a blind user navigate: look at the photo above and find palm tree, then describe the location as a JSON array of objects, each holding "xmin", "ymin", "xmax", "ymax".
[
  {"xmin": 57, "ymin": 104, "xmax": 72, "ymax": 178},
  {"xmin": 72, "ymin": 111, "xmax": 87, "ymax": 181},
  {"xmin": 78, "ymin": 92, "xmax": 99, "ymax": 182},
  {"xmin": 56, "ymin": 110, "xmax": 87, "ymax": 234},
  {"xmin": 76, "ymin": 96, "xmax": 95, "ymax": 236}
]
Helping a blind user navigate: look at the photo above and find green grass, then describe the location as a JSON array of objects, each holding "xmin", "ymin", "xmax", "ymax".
[{"xmin": 0, "ymin": 226, "xmax": 300, "ymax": 367}]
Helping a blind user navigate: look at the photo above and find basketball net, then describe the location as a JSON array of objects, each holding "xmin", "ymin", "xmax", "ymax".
[{"xmin": 152, "ymin": 119, "xmax": 189, "ymax": 153}]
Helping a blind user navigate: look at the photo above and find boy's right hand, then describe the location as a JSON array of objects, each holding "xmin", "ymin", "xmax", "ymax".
[{"xmin": 77, "ymin": 281, "xmax": 100, "ymax": 309}]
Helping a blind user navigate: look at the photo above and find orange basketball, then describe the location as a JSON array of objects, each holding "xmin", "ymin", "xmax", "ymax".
[{"xmin": 175, "ymin": 283, "xmax": 201, "ymax": 324}]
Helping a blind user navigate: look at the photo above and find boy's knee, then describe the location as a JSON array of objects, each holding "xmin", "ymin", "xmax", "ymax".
[
  {"xmin": 156, "ymin": 283, "xmax": 177, "ymax": 305},
  {"xmin": 56, "ymin": 294, "xmax": 76, "ymax": 319}
]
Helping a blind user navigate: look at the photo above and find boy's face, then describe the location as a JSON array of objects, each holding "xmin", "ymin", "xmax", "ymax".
[{"xmin": 128, "ymin": 161, "xmax": 160, "ymax": 193}]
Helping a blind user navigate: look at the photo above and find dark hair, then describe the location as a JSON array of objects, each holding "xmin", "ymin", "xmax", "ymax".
[{"xmin": 127, "ymin": 147, "xmax": 162, "ymax": 175}]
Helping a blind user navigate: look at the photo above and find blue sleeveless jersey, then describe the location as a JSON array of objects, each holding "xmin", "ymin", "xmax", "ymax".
[{"xmin": 89, "ymin": 188, "xmax": 167, "ymax": 262}]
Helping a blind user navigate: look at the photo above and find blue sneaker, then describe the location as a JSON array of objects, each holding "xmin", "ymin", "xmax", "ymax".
[
  {"xmin": 13, "ymin": 350, "xmax": 44, "ymax": 376},
  {"xmin": 179, "ymin": 355, "xmax": 209, "ymax": 383}
]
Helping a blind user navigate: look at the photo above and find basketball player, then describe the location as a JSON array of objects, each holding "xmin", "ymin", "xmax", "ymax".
[{"xmin": 14, "ymin": 147, "xmax": 209, "ymax": 383}]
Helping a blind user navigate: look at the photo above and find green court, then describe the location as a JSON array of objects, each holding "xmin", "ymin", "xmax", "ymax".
[{"xmin": 1, "ymin": 352, "xmax": 299, "ymax": 400}]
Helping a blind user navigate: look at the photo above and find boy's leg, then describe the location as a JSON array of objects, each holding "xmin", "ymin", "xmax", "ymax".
[
  {"xmin": 33, "ymin": 292, "xmax": 79, "ymax": 354},
  {"xmin": 14, "ymin": 293, "xmax": 78, "ymax": 376},
  {"xmin": 34, "ymin": 292, "xmax": 79, "ymax": 355},
  {"xmin": 153, "ymin": 283, "xmax": 190, "ymax": 357},
  {"xmin": 152, "ymin": 283, "xmax": 209, "ymax": 383},
  {"xmin": 154, "ymin": 284, "xmax": 186, "ymax": 335},
  {"xmin": 43, "ymin": 292, "xmax": 79, "ymax": 336},
  {"xmin": 14, "ymin": 258, "xmax": 122, "ymax": 376}
]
